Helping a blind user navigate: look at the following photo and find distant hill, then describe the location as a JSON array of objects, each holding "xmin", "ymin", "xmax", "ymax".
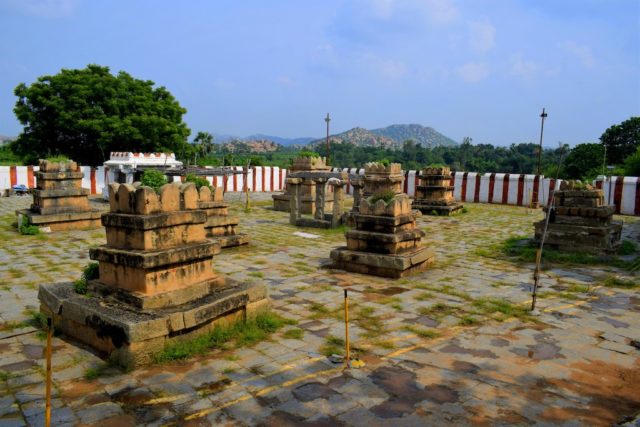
[
  {"xmin": 310, "ymin": 124, "xmax": 456, "ymax": 149},
  {"xmin": 211, "ymin": 123, "xmax": 457, "ymax": 151},
  {"xmin": 245, "ymin": 134, "xmax": 314, "ymax": 146},
  {"xmin": 221, "ymin": 139, "xmax": 281, "ymax": 153},
  {"xmin": 311, "ymin": 127, "xmax": 397, "ymax": 148},
  {"xmin": 371, "ymin": 124, "xmax": 457, "ymax": 148},
  {"xmin": 213, "ymin": 133, "xmax": 313, "ymax": 146}
]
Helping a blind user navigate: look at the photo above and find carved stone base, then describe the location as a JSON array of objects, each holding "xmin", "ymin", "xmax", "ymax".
[
  {"xmin": 412, "ymin": 202, "xmax": 464, "ymax": 216},
  {"xmin": 534, "ymin": 220, "xmax": 623, "ymax": 254},
  {"xmin": 214, "ymin": 233, "xmax": 250, "ymax": 248},
  {"xmin": 38, "ymin": 279, "xmax": 269, "ymax": 368},
  {"xmin": 16, "ymin": 209, "xmax": 102, "ymax": 231},
  {"xmin": 329, "ymin": 247, "xmax": 435, "ymax": 278}
]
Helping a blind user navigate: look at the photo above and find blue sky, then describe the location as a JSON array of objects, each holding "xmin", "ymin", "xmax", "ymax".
[{"xmin": 0, "ymin": 0, "xmax": 638, "ymax": 146}]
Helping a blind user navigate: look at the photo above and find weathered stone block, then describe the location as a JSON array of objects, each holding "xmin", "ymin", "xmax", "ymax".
[
  {"xmin": 180, "ymin": 183, "xmax": 198, "ymax": 210},
  {"xmin": 134, "ymin": 186, "xmax": 161, "ymax": 215},
  {"xmin": 159, "ymin": 184, "xmax": 180, "ymax": 212}
]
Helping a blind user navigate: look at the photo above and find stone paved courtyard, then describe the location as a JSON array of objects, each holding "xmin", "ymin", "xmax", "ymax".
[{"xmin": 0, "ymin": 192, "xmax": 639, "ymax": 426}]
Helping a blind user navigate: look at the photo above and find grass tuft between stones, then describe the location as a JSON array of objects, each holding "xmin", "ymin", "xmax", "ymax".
[
  {"xmin": 477, "ymin": 235, "xmax": 631, "ymax": 268},
  {"xmin": 153, "ymin": 311, "xmax": 295, "ymax": 363}
]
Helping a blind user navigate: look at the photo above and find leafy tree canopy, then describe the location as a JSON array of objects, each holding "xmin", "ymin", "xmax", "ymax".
[
  {"xmin": 600, "ymin": 116, "xmax": 639, "ymax": 165},
  {"xmin": 562, "ymin": 143, "xmax": 604, "ymax": 180},
  {"xmin": 13, "ymin": 64, "xmax": 191, "ymax": 166}
]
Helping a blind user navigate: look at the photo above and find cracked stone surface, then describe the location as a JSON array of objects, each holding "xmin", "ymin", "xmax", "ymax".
[{"xmin": 0, "ymin": 192, "xmax": 639, "ymax": 426}]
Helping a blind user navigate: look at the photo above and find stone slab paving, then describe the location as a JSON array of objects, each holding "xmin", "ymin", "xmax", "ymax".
[{"xmin": 0, "ymin": 192, "xmax": 639, "ymax": 426}]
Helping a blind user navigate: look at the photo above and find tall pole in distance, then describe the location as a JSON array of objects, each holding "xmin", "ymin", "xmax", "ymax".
[
  {"xmin": 325, "ymin": 113, "xmax": 331, "ymax": 166},
  {"xmin": 536, "ymin": 108, "xmax": 548, "ymax": 176}
]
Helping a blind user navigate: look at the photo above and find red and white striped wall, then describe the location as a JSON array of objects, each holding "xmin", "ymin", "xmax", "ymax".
[
  {"xmin": 596, "ymin": 176, "xmax": 640, "ymax": 216},
  {"xmin": 2, "ymin": 164, "xmax": 639, "ymax": 216},
  {"xmin": 0, "ymin": 165, "xmax": 288, "ymax": 195}
]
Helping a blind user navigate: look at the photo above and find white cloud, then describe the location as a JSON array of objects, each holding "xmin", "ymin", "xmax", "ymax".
[
  {"xmin": 510, "ymin": 53, "xmax": 538, "ymax": 78},
  {"xmin": 455, "ymin": 62, "xmax": 489, "ymax": 82},
  {"xmin": 559, "ymin": 40, "xmax": 595, "ymax": 68},
  {"xmin": 469, "ymin": 19, "xmax": 496, "ymax": 53},
  {"xmin": 422, "ymin": 0, "xmax": 459, "ymax": 24},
  {"xmin": 6, "ymin": 0, "xmax": 80, "ymax": 18},
  {"xmin": 362, "ymin": 54, "xmax": 407, "ymax": 79},
  {"xmin": 369, "ymin": 0, "xmax": 396, "ymax": 19}
]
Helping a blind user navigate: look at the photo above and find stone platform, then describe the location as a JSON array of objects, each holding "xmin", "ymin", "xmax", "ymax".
[
  {"xmin": 38, "ymin": 181, "xmax": 268, "ymax": 368},
  {"xmin": 17, "ymin": 159, "xmax": 101, "ymax": 231},
  {"xmin": 412, "ymin": 166, "xmax": 463, "ymax": 216},
  {"xmin": 330, "ymin": 162, "xmax": 435, "ymax": 278},
  {"xmin": 534, "ymin": 188, "xmax": 623, "ymax": 253},
  {"xmin": 199, "ymin": 188, "xmax": 249, "ymax": 248},
  {"xmin": 39, "ymin": 279, "xmax": 268, "ymax": 367},
  {"xmin": 272, "ymin": 156, "xmax": 334, "ymax": 214}
]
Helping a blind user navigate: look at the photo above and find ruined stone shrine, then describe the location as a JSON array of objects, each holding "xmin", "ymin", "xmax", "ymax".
[
  {"xmin": 272, "ymin": 156, "xmax": 333, "ymax": 214},
  {"xmin": 38, "ymin": 181, "xmax": 268, "ymax": 367},
  {"xmin": 330, "ymin": 162, "xmax": 435, "ymax": 278},
  {"xmin": 16, "ymin": 159, "xmax": 102, "ymax": 231},
  {"xmin": 534, "ymin": 182, "xmax": 622, "ymax": 253},
  {"xmin": 287, "ymin": 170, "xmax": 348, "ymax": 228},
  {"xmin": 412, "ymin": 166, "xmax": 463, "ymax": 216},
  {"xmin": 199, "ymin": 184, "xmax": 249, "ymax": 248}
]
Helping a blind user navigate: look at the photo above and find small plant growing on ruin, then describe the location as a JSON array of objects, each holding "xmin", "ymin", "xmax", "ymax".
[
  {"xmin": 74, "ymin": 262, "xmax": 99, "ymax": 295},
  {"xmin": 140, "ymin": 168, "xmax": 168, "ymax": 192},
  {"xmin": 185, "ymin": 173, "xmax": 211, "ymax": 190},
  {"xmin": 19, "ymin": 217, "xmax": 40, "ymax": 235},
  {"xmin": 298, "ymin": 150, "xmax": 320, "ymax": 158},
  {"xmin": 368, "ymin": 190, "xmax": 395, "ymax": 204},
  {"xmin": 377, "ymin": 159, "xmax": 390, "ymax": 167},
  {"xmin": 427, "ymin": 163, "xmax": 446, "ymax": 168},
  {"xmin": 45, "ymin": 155, "xmax": 70, "ymax": 163}
]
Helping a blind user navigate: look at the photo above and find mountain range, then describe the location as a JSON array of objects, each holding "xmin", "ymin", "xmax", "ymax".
[{"xmin": 214, "ymin": 124, "xmax": 457, "ymax": 149}]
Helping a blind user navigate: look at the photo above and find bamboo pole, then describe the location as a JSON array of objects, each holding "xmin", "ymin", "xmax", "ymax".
[
  {"xmin": 344, "ymin": 289, "xmax": 350, "ymax": 367},
  {"xmin": 45, "ymin": 318, "xmax": 52, "ymax": 427}
]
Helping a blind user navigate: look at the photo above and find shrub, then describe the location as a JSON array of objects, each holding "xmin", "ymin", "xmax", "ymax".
[
  {"xmin": 298, "ymin": 151, "xmax": 320, "ymax": 158},
  {"xmin": 19, "ymin": 217, "xmax": 40, "ymax": 235},
  {"xmin": 140, "ymin": 169, "xmax": 167, "ymax": 191},
  {"xmin": 74, "ymin": 262, "xmax": 99, "ymax": 294},
  {"xmin": 368, "ymin": 190, "xmax": 395, "ymax": 204},
  {"xmin": 377, "ymin": 159, "xmax": 390, "ymax": 167},
  {"xmin": 185, "ymin": 173, "xmax": 211, "ymax": 190}
]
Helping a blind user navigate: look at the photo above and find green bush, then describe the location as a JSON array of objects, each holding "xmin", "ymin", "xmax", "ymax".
[
  {"xmin": 185, "ymin": 173, "xmax": 211, "ymax": 190},
  {"xmin": 298, "ymin": 151, "xmax": 320, "ymax": 158},
  {"xmin": 140, "ymin": 169, "xmax": 167, "ymax": 192},
  {"xmin": 82, "ymin": 262, "xmax": 99, "ymax": 281},
  {"xmin": 623, "ymin": 147, "xmax": 640, "ymax": 177},
  {"xmin": 19, "ymin": 217, "xmax": 40, "ymax": 235},
  {"xmin": 368, "ymin": 190, "xmax": 395, "ymax": 204},
  {"xmin": 377, "ymin": 159, "xmax": 390, "ymax": 167},
  {"xmin": 74, "ymin": 262, "xmax": 99, "ymax": 294}
]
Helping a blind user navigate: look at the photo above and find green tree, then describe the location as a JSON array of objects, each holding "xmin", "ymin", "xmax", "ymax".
[
  {"xmin": 622, "ymin": 147, "xmax": 640, "ymax": 176},
  {"xmin": 562, "ymin": 143, "xmax": 604, "ymax": 180},
  {"xmin": 194, "ymin": 131, "xmax": 214, "ymax": 158},
  {"xmin": 600, "ymin": 117, "xmax": 640, "ymax": 165},
  {"xmin": 13, "ymin": 64, "xmax": 191, "ymax": 165}
]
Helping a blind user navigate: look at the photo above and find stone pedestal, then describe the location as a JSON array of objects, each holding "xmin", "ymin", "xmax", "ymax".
[
  {"xmin": 287, "ymin": 175, "xmax": 347, "ymax": 229},
  {"xmin": 534, "ymin": 188, "xmax": 622, "ymax": 253},
  {"xmin": 38, "ymin": 182, "xmax": 268, "ymax": 367},
  {"xmin": 272, "ymin": 156, "xmax": 334, "ymax": 214},
  {"xmin": 412, "ymin": 166, "xmax": 463, "ymax": 216},
  {"xmin": 330, "ymin": 163, "xmax": 435, "ymax": 278},
  {"xmin": 199, "ymin": 185, "xmax": 249, "ymax": 248},
  {"xmin": 16, "ymin": 160, "xmax": 101, "ymax": 231}
]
